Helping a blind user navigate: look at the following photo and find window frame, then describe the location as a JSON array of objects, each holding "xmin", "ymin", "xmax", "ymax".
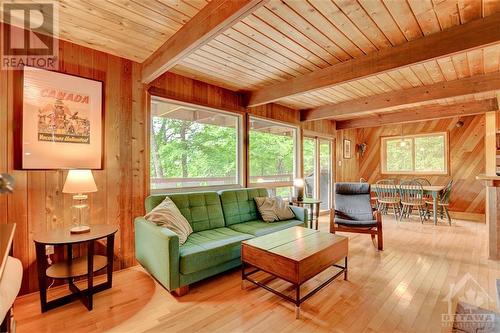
[
  {"xmin": 380, "ymin": 132, "xmax": 449, "ymax": 176},
  {"xmin": 149, "ymin": 96, "xmax": 244, "ymax": 194},
  {"xmin": 247, "ymin": 115, "xmax": 300, "ymax": 189}
]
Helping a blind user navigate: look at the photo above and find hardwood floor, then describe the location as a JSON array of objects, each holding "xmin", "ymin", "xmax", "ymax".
[{"xmin": 14, "ymin": 216, "xmax": 500, "ymax": 333}]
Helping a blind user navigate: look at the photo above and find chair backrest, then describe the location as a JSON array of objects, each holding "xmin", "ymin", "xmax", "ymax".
[
  {"xmin": 440, "ymin": 180, "xmax": 453, "ymax": 204},
  {"xmin": 304, "ymin": 174, "xmax": 314, "ymax": 197},
  {"xmin": 374, "ymin": 179, "xmax": 399, "ymax": 201},
  {"xmin": 381, "ymin": 178, "xmax": 399, "ymax": 184},
  {"xmin": 399, "ymin": 180, "xmax": 424, "ymax": 203},
  {"xmin": 334, "ymin": 183, "xmax": 373, "ymax": 221},
  {"xmin": 413, "ymin": 177, "xmax": 431, "ymax": 186}
]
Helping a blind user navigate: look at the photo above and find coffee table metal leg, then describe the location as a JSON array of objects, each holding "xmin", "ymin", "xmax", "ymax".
[
  {"xmin": 295, "ymin": 285, "xmax": 300, "ymax": 319},
  {"xmin": 242, "ymin": 262, "xmax": 346, "ymax": 319}
]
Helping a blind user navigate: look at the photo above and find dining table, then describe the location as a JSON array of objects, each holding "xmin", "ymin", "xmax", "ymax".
[{"xmin": 371, "ymin": 184, "xmax": 446, "ymax": 225}]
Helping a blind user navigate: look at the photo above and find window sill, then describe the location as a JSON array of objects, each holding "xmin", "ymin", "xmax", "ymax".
[
  {"xmin": 150, "ymin": 184, "xmax": 242, "ymax": 194},
  {"xmin": 381, "ymin": 171, "xmax": 448, "ymax": 176}
]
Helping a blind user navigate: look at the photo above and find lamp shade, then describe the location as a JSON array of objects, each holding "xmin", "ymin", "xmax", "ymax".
[
  {"xmin": 293, "ymin": 178, "xmax": 304, "ymax": 188},
  {"xmin": 63, "ymin": 170, "xmax": 97, "ymax": 194}
]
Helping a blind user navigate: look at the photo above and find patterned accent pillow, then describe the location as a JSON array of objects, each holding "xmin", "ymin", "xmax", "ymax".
[
  {"xmin": 144, "ymin": 197, "xmax": 193, "ymax": 245},
  {"xmin": 254, "ymin": 197, "xmax": 295, "ymax": 222}
]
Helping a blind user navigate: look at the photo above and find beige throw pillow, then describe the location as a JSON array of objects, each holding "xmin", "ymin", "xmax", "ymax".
[
  {"xmin": 254, "ymin": 197, "xmax": 295, "ymax": 222},
  {"xmin": 144, "ymin": 197, "xmax": 193, "ymax": 245}
]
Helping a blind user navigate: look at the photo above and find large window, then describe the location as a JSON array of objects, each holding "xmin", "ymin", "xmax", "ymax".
[
  {"xmin": 248, "ymin": 117, "xmax": 298, "ymax": 192},
  {"xmin": 381, "ymin": 133, "xmax": 448, "ymax": 175},
  {"xmin": 150, "ymin": 98, "xmax": 242, "ymax": 191}
]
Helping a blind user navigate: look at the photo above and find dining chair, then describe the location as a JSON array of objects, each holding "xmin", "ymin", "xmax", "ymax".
[
  {"xmin": 413, "ymin": 177, "xmax": 433, "ymax": 202},
  {"xmin": 374, "ymin": 179, "xmax": 401, "ymax": 220},
  {"xmin": 426, "ymin": 180, "xmax": 453, "ymax": 225},
  {"xmin": 360, "ymin": 178, "xmax": 378, "ymax": 207},
  {"xmin": 399, "ymin": 180, "xmax": 426, "ymax": 223},
  {"xmin": 413, "ymin": 177, "xmax": 431, "ymax": 186},
  {"xmin": 330, "ymin": 183, "xmax": 383, "ymax": 250}
]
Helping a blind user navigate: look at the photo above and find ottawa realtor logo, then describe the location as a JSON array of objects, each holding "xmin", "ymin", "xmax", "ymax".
[
  {"xmin": 441, "ymin": 273, "xmax": 497, "ymax": 330},
  {"xmin": 1, "ymin": 1, "xmax": 59, "ymax": 70}
]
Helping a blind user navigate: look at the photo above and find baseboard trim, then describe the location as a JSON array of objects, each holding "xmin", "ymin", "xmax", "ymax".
[
  {"xmin": 449, "ymin": 211, "xmax": 485, "ymax": 223},
  {"xmin": 322, "ymin": 209, "xmax": 485, "ymax": 222}
]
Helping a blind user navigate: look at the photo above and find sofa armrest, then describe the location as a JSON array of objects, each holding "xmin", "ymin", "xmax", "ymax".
[
  {"xmin": 134, "ymin": 217, "xmax": 180, "ymax": 291},
  {"xmin": 290, "ymin": 206, "xmax": 308, "ymax": 226}
]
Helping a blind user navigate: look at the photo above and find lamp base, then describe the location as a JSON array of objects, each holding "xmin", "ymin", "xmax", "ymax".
[{"xmin": 70, "ymin": 225, "xmax": 91, "ymax": 234}]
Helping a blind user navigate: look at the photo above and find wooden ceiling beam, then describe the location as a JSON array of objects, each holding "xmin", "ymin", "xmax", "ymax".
[
  {"xmin": 302, "ymin": 72, "xmax": 500, "ymax": 121},
  {"xmin": 141, "ymin": 0, "xmax": 268, "ymax": 84},
  {"xmin": 335, "ymin": 99, "xmax": 499, "ymax": 130},
  {"xmin": 246, "ymin": 13, "xmax": 500, "ymax": 107}
]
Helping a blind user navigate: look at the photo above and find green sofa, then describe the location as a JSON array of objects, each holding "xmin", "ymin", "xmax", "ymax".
[{"xmin": 134, "ymin": 188, "xmax": 308, "ymax": 294}]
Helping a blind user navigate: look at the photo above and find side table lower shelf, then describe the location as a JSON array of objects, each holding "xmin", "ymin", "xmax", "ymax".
[
  {"xmin": 34, "ymin": 225, "xmax": 117, "ymax": 313},
  {"xmin": 47, "ymin": 255, "xmax": 108, "ymax": 279}
]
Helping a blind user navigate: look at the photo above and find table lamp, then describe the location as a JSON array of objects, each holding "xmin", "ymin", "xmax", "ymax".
[
  {"xmin": 63, "ymin": 170, "xmax": 97, "ymax": 234},
  {"xmin": 293, "ymin": 178, "xmax": 304, "ymax": 201}
]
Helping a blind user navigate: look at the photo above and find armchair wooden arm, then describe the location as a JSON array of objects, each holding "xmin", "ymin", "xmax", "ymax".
[{"xmin": 329, "ymin": 208, "xmax": 383, "ymax": 251}]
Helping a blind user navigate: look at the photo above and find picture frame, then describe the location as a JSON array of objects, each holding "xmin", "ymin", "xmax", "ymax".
[
  {"xmin": 17, "ymin": 67, "xmax": 103, "ymax": 170},
  {"xmin": 343, "ymin": 139, "xmax": 352, "ymax": 159}
]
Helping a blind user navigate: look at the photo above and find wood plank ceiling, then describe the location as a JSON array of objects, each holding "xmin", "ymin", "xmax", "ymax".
[
  {"xmin": 3, "ymin": 0, "xmax": 500, "ymax": 119},
  {"xmin": 4, "ymin": 0, "xmax": 209, "ymax": 62},
  {"xmin": 170, "ymin": 0, "xmax": 500, "ymax": 116}
]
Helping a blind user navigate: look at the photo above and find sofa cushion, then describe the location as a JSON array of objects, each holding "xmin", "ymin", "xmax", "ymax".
[
  {"xmin": 179, "ymin": 228, "xmax": 252, "ymax": 274},
  {"xmin": 144, "ymin": 197, "xmax": 193, "ymax": 245},
  {"xmin": 228, "ymin": 219, "xmax": 304, "ymax": 236},
  {"xmin": 145, "ymin": 192, "xmax": 225, "ymax": 232},
  {"xmin": 254, "ymin": 196, "xmax": 295, "ymax": 222},
  {"xmin": 219, "ymin": 188, "xmax": 269, "ymax": 225}
]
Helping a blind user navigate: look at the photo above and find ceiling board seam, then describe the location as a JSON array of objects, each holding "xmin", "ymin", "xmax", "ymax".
[
  {"xmin": 305, "ymin": 0, "xmax": 367, "ymax": 56},
  {"xmin": 335, "ymin": 0, "xmax": 391, "ymax": 49},
  {"xmin": 239, "ymin": 16, "xmax": 324, "ymax": 70},
  {"xmin": 227, "ymin": 25, "xmax": 313, "ymax": 75},
  {"xmin": 282, "ymin": 0, "xmax": 359, "ymax": 59},
  {"xmin": 258, "ymin": 5, "xmax": 343, "ymax": 64}
]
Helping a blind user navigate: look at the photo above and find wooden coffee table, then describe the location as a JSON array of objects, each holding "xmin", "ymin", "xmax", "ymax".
[{"xmin": 241, "ymin": 226, "xmax": 348, "ymax": 319}]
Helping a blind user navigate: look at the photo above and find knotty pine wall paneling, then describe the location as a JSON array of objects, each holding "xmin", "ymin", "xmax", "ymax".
[
  {"xmin": 335, "ymin": 128, "xmax": 359, "ymax": 182},
  {"xmin": 302, "ymin": 119, "xmax": 336, "ymax": 138},
  {"xmin": 148, "ymin": 72, "xmax": 245, "ymax": 114},
  {"xmin": 0, "ymin": 28, "xmax": 147, "ymax": 294},
  {"xmin": 248, "ymin": 103, "xmax": 300, "ymax": 124}
]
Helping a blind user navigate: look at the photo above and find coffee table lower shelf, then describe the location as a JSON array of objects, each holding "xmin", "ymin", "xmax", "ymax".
[{"xmin": 241, "ymin": 257, "xmax": 347, "ymax": 319}]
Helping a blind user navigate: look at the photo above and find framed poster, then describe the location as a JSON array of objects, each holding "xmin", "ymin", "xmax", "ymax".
[
  {"xmin": 343, "ymin": 139, "xmax": 352, "ymax": 159},
  {"xmin": 19, "ymin": 67, "xmax": 103, "ymax": 169}
]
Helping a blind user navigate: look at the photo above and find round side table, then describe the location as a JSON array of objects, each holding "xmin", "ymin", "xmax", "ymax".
[
  {"xmin": 33, "ymin": 224, "xmax": 118, "ymax": 313},
  {"xmin": 290, "ymin": 198, "xmax": 322, "ymax": 230}
]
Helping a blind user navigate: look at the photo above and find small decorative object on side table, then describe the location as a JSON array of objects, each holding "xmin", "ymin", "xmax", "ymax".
[
  {"xmin": 290, "ymin": 198, "xmax": 322, "ymax": 230},
  {"xmin": 33, "ymin": 224, "xmax": 117, "ymax": 313},
  {"xmin": 293, "ymin": 178, "xmax": 305, "ymax": 201},
  {"xmin": 62, "ymin": 170, "xmax": 98, "ymax": 234}
]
